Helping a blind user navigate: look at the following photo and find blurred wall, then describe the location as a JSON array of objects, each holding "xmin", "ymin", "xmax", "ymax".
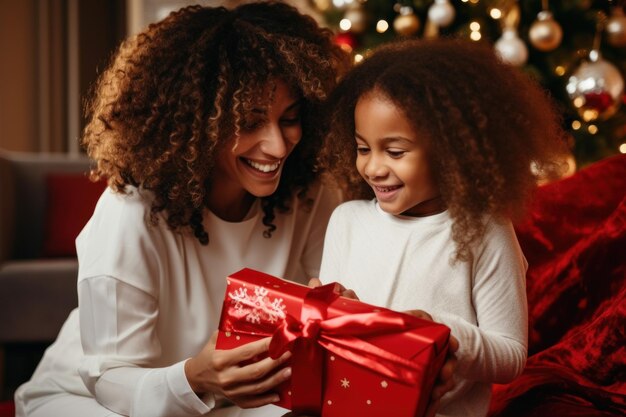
[
  {"xmin": 0, "ymin": 0, "xmax": 320, "ymax": 154},
  {"xmin": 0, "ymin": 0, "xmax": 125, "ymax": 153},
  {"xmin": 0, "ymin": 1, "xmax": 37, "ymax": 152}
]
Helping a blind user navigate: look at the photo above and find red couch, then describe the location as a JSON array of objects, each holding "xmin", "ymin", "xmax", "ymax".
[{"xmin": 0, "ymin": 401, "xmax": 13, "ymax": 417}]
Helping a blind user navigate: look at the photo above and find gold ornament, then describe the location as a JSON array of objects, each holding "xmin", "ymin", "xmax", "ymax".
[
  {"xmin": 311, "ymin": 0, "xmax": 331, "ymax": 12},
  {"xmin": 529, "ymin": 10, "xmax": 563, "ymax": 51},
  {"xmin": 606, "ymin": 7, "xmax": 626, "ymax": 47},
  {"xmin": 393, "ymin": 7, "xmax": 420, "ymax": 37}
]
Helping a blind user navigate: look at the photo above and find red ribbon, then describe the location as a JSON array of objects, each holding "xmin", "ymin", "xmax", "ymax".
[{"xmin": 267, "ymin": 284, "xmax": 427, "ymax": 415}]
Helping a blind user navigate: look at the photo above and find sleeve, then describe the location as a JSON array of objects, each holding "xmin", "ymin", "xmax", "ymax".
[
  {"xmin": 78, "ymin": 277, "xmax": 215, "ymax": 417},
  {"xmin": 430, "ymin": 221, "xmax": 528, "ymax": 384},
  {"xmin": 76, "ymin": 189, "xmax": 215, "ymax": 417},
  {"xmin": 300, "ymin": 184, "xmax": 344, "ymax": 279}
]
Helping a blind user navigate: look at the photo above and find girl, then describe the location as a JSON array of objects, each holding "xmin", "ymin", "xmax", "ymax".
[
  {"xmin": 318, "ymin": 38, "xmax": 567, "ymax": 417},
  {"xmin": 15, "ymin": 3, "xmax": 349, "ymax": 417}
]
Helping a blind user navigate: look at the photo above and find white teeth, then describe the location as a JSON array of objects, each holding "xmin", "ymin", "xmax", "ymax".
[
  {"xmin": 245, "ymin": 159, "xmax": 280, "ymax": 173},
  {"xmin": 375, "ymin": 185, "xmax": 399, "ymax": 192}
]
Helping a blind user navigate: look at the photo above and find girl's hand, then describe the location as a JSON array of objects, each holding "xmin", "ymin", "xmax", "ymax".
[
  {"xmin": 308, "ymin": 278, "xmax": 359, "ymax": 300},
  {"xmin": 404, "ymin": 309, "xmax": 459, "ymax": 417},
  {"xmin": 184, "ymin": 331, "xmax": 292, "ymax": 409},
  {"xmin": 404, "ymin": 309, "xmax": 433, "ymax": 321}
]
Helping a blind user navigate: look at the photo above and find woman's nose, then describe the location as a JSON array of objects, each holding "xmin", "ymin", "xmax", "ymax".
[{"xmin": 259, "ymin": 123, "xmax": 288, "ymax": 158}]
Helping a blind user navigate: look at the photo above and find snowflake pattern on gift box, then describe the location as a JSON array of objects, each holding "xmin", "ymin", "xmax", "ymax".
[{"xmin": 228, "ymin": 286, "xmax": 287, "ymax": 324}]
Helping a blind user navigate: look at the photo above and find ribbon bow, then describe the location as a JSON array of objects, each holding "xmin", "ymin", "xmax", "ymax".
[{"xmin": 268, "ymin": 284, "xmax": 426, "ymax": 415}]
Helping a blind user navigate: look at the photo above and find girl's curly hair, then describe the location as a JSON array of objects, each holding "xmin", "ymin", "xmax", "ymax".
[
  {"xmin": 82, "ymin": 1, "xmax": 349, "ymax": 244},
  {"xmin": 319, "ymin": 38, "xmax": 568, "ymax": 263}
]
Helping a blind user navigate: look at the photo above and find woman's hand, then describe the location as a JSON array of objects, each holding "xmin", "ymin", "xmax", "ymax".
[
  {"xmin": 308, "ymin": 278, "xmax": 359, "ymax": 300},
  {"xmin": 184, "ymin": 331, "xmax": 292, "ymax": 409},
  {"xmin": 404, "ymin": 309, "xmax": 459, "ymax": 417}
]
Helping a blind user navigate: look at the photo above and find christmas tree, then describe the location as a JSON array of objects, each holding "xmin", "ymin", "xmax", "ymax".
[{"xmin": 316, "ymin": 0, "xmax": 626, "ymax": 168}]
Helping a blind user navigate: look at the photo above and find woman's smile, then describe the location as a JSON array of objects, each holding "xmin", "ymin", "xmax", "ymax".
[{"xmin": 241, "ymin": 157, "xmax": 281, "ymax": 175}]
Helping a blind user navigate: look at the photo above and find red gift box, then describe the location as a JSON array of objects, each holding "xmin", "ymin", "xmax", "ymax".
[{"xmin": 216, "ymin": 268, "xmax": 450, "ymax": 417}]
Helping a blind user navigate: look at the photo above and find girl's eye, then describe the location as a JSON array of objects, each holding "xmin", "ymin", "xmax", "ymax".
[
  {"xmin": 356, "ymin": 146, "xmax": 370, "ymax": 155},
  {"xmin": 387, "ymin": 149, "xmax": 406, "ymax": 158}
]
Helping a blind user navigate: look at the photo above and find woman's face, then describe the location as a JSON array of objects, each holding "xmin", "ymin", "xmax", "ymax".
[
  {"xmin": 210, "ymin": 79, "xmax": 302, "ymax": 214},
  {"xmin": 354, "ymin": 91, "xmax": 439, "ymax": 217}
]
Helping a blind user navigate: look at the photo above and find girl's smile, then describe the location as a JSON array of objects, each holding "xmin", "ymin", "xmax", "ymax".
[{"xmin": 371, "ymin": 184, "xmax": 403, "ymax": 202}]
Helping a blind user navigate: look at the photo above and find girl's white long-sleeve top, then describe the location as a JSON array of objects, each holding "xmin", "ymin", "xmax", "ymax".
[{"xmin": 319, "ymin": 200, "xmax": 528, "ymax": 417}]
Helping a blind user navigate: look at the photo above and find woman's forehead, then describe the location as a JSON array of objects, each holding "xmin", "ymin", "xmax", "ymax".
[{"xmin": 243, "ymin": 78, "xmax": 300, "ymax": 109}]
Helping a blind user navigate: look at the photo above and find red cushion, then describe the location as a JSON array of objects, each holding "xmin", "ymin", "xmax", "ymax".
[
  {"xmin": 0, "ymin": 401, "xmax": 15, "ymax": 417},
  {"xmin": 42, "ymin": 174, "xmax": 107, "ymax": 257}
]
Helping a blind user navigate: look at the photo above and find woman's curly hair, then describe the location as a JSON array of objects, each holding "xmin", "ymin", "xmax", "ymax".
[
  {"xmin": 319, "ymin": 38, "xmax": 568, "ymax": 263},
  {"xmin": 82, "ymin": 1, "xmax": 350, "ymax": 244}
]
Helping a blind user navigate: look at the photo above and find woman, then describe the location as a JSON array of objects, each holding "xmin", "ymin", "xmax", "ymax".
[{"xmin": 16, "ymin": 3, "xmax": 348, "ymax": 416}]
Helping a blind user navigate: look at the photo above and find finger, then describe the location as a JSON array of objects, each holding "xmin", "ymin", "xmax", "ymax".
[
  {"xmin": 440, "ymin": 355, "xmax": 457, "ymax": 382},
  {"xmin": 448, "ymin": 335, "xmax": 459, "ymax": 353},
  {"xmin": 333, "ymin": 282, "xmax": 347, "ymax": 294},
  {"xmin": 223, "ymin": 337, "xmax": 273, "ymax": 364},
  {"xmin": 342, "ymin": 289, "xmax": 359, "ymax": 300},
  {"xmin": 225, "ymin": 366, "xmax": 292, "ymax": 398},
  {"xmin": 431, "ymin": 375, "xmax": 456, "ymax": 401},
  {"xmin": 404, "ymin": 309, "xmax": 433, "ymax": 321},
  {"xmin": 308, "ymin": 278, "xmax": 322, "ymax": 288},
  {"xmin": 430, "ymin": 356, "xmax": 457, "ymax": 400},
  {"xmin": 228, "ymin": 351, "xmax": 291, "ymax": 385}
]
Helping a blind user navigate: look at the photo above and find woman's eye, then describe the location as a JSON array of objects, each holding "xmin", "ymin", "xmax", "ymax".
[
  {"xmin": 280, "ymin": 116, "xmax": 301, "ymax": 126},
  {"xmin": 243, "ymin": 120, "xmax": 264, "ymax": 131}
]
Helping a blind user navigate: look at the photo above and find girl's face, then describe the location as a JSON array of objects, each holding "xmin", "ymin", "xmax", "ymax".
[
  {"xmin": 354, "ymin": 91, "xmax": 440, "ymax": 217},
  {"xmin": 211, "ymin": 79, "xmax": 302, "ymax": 214}
]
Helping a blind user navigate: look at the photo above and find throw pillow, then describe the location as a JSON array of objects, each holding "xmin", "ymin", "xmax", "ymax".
[{"xmin": 42, "ymin": 173, "xmax": 107, "ymax": 257}]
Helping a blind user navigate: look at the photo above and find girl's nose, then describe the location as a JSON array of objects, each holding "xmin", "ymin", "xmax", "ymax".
[{"xmin": 363, "ymin": 154, "xmax": 388, "ymax": 179}]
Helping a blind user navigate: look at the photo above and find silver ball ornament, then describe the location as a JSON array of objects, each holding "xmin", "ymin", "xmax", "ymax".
[
  {"xmin": 495, "ymin": 28, "xmax": 528, "ymax": 66},
  {"xmin": 606, "ymin": 8, "xmax": 626, "ymax": 47},
  {"xmin": 428, "ymin": 0, "xmax": 455, "ymax": 28},
  {"xmin": 566, "ymin": 53, "xmax": 625, "ymax": 121},
  {"xmin": 529, "ymin": 11, "xmax": 563, "ymax": 51}
]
